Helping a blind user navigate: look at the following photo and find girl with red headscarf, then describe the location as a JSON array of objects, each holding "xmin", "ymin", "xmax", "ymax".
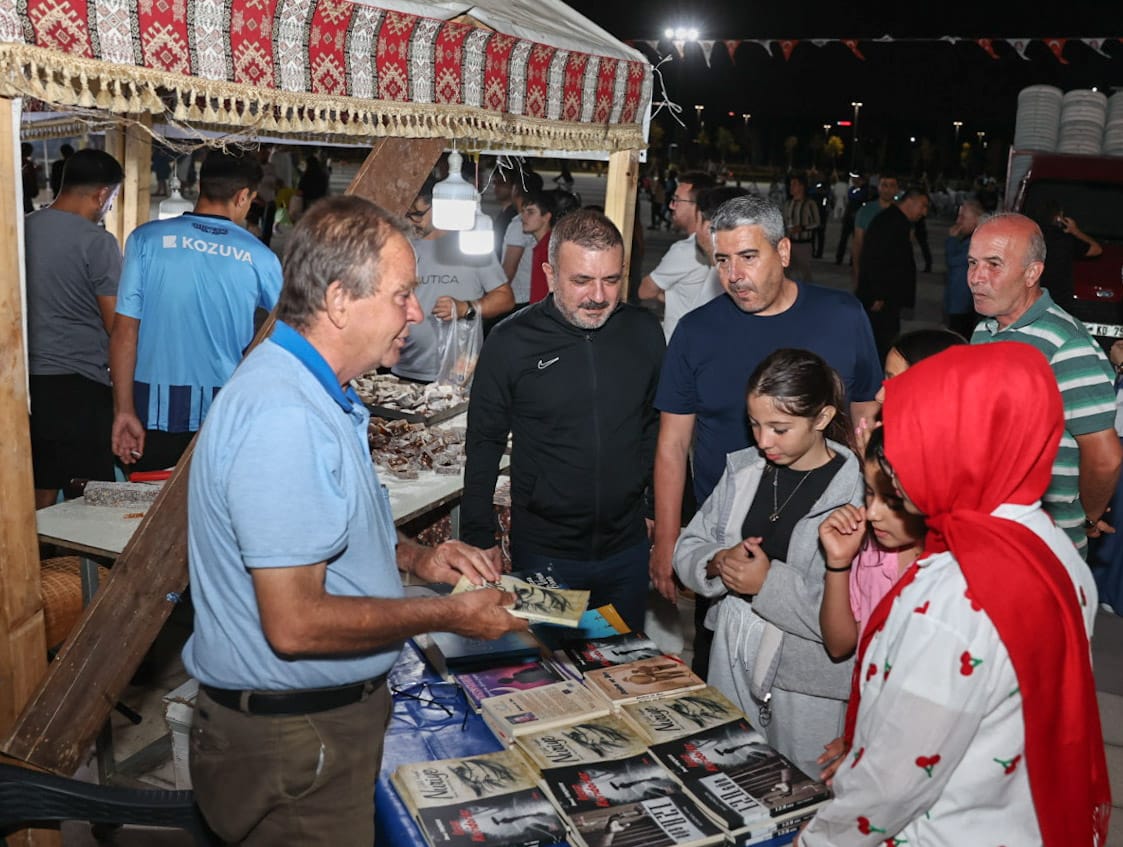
[{"xmin": 797, "ymin": 342, "xmax": 1108, "ymax": 847}]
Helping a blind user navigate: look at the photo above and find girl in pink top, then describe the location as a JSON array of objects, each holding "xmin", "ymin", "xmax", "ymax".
[{"xmin": 817, "ymin": 426, "xmax": 926, "ymax": 656}]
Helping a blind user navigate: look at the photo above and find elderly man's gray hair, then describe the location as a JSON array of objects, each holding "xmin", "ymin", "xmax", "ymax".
[{"xmin": 709, "ymin": 194, "xmax": 786, "ymax": 247}]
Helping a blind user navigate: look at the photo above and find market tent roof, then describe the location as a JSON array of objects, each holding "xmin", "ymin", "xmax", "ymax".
[{"xmin": 0, "ymin": 0, "xmax": 651, "ymax": 152}]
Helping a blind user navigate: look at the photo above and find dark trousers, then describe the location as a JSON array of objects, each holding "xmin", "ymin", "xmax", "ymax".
[
  {"xmin": 190, "ymin": 683, "xmax": 391, "ymax": 846},
  {"xmin": 511, "ymin": 541, "xmax": 650, "ymax": 634},
  {"xmin": 835, "ymin": 214, "xmax": 856, "ymax": 263},
  {"xmin": 132, "ymin": 430, "xmax": 195, "ymax": 473},
  {"xmin": 866, "ymin": 305, "xmax": 902, "ymax": 363}
]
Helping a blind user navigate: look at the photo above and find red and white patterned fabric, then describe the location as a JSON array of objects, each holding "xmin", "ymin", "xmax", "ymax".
[{"xmin": 2, "ymin": 0, "xmax": 650, "ymax": 146}]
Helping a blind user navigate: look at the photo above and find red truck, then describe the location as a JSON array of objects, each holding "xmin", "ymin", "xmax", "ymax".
[{"xmin": 1006, "ymin": 150, "xmax": 1123, "ymax": 350}]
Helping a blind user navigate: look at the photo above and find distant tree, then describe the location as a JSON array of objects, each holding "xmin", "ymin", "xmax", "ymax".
[
  {"xmin": 784, "ymin": 136, "xmax": 798, "ymax": 170},
  {"xmin": 716, "ymin": 127, "xmax": 740, "ymax": 163},
  {"xmin": 826, "ymin": 136, "xmax": 845, "ymax": 171}
]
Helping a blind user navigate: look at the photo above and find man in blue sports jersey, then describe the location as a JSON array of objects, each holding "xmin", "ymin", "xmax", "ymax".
[{"xmin": 110, "ymin": 149, "xmax": 282, "ymax": 471}]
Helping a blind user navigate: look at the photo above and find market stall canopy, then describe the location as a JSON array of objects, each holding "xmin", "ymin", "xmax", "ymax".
[{"xmin": 0, "ymin": 0, "xmax": 651, "ymax": 153}]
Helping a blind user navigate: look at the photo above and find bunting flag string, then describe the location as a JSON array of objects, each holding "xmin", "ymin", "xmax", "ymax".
[{"xmin": 625, "ymin": 35, "xmax": 1120, "ymax": 67}]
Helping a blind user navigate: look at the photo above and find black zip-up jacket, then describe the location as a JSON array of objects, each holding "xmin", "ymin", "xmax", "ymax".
[{"xmin": 462, "ymin": 295, "xmax": 665, "ymax": 561}]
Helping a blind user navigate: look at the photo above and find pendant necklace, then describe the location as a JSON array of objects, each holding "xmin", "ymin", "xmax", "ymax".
[{"xmin": 770, "ymin": 465, "xmax": 816, "ymax": 522}]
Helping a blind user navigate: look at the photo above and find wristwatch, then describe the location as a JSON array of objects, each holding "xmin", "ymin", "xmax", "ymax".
[
  {"xmin": 1084, "ymin": 516, "xmax": 1099, "ymax": 530},
  {"xmin": 462, "ymin": 301, "xmax": 477, "ymax": 320}
]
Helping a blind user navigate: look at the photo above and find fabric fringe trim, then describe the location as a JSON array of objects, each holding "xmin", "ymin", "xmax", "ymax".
[{"xmin": 0, "ymin": 44, "xmax": 646, "ymax": 153}]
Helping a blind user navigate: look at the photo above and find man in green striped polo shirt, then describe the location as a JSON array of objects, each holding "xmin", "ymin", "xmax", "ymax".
[{"xmin": 968, "ymin": 212, "xmax": 1121, "ymax": 557}]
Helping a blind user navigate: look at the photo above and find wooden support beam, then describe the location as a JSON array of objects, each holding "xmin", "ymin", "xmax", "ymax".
[
  {"xmin": 2, "ymin": 136, "xmax": 445, "ymax": 777},
  {"xmin": 0, "ymin": 96, "xmax": 48, "ymax": 738},
  {"xmin": 604, "ymin": 149, "xmax": 640, "ymax": 299},
  {"xmin": 102, "ymin": 116, "xmax": 152, "ymax": 250},
  {"xmin": 121, "ymin": 114, "xmax": 152, "ymax": 236},
  {"xmin": 346, "ymin": 136, "xmax": 447, "ymax": 215},
  {"xmin": 0, "ymin": 95, "xmax": 61, "ymax": 847}
]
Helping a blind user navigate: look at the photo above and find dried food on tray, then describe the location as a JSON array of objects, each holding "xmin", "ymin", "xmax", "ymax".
[
  {"xmin": 368, "ymin": 418, "xmax": 466, "ymax": 477},
  {"xmin": 351, "ymin": 373, "xmax": 467, "ymax": 422}
]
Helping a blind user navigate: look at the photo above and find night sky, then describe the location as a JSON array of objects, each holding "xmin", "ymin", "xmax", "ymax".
[{"xmin": 564, "ymin": 2, "xmax": 1123, "ymax": 175}]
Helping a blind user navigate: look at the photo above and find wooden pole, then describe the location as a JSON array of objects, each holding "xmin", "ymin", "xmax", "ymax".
[
  {"xmin": 3, "ymin": 137, "xmax": 445, "ymax": 776},
  {"xmin": 0, "ymin": 95, "xmax": 61, "ymax": 847},
  {"xmin": 103, "ymin": 116, "xmax": 152, "ymax": 249},
  {"xmin": 604, "ymin": 149, "xmax": 640, "ymax": 299}
]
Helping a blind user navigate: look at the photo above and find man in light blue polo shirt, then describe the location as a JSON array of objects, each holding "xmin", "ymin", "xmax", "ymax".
[
  {"xmin": 110, "ymin": 149, "xmax": 283, "ymax": 471},
  {"xmin": 183, "ymin": 196, "xmax": 526, "ymax": 845}
]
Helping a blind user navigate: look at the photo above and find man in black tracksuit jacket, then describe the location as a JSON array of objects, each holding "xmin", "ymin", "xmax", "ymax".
[{"xmin": 461, "ymin": 210, "xmax": 665, "ymax": 632}]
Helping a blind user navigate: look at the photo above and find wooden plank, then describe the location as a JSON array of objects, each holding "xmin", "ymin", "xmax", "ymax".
[
  {"xmin": 0, "ymin": 95, "xmax": 61, "ymax": 847},
  {"xmin": 121, "ymin": 115, "xmax": 152, "ymax": 237},
  {"xmin": 0, "ymin": 95, "xmax": 48, "ymax": 736},
  {"xmin": 346, "ymin": 137, "xmax": 447, "ymax": 214},
  {"xmin": 102, "ymin": 125, "xmax": 126, "ymax": 249},
  {"xmin": 2, "ymin": 137, "xmax": 445, "ymax": 776},
  {"xmin": 603, "ymin": 149, "xmax": 640, "ymax": 299}
]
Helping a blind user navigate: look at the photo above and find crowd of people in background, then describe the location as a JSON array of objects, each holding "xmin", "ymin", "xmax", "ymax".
[{"xmin": 20, "ymin": 141, "xmax": 1118, "ymax": 844}]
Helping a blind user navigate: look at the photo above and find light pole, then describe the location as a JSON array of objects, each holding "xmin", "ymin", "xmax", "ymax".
[
  {"xmin": 850, "ymin": 101, "xmax": 863, "ymax": 169},
  {"xmin": 953, "ymin": 120, "xmax": 963, "ymax": 145},
  {"xmin": 694, "ymin": 104, "xmax": 705, "ymax": 126}
]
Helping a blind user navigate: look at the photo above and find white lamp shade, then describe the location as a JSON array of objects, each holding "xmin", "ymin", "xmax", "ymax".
[
  {"xmin": 431, "ymin": 149, "xmax": 478, "ymax": 231},
  {"xmin": 459, "ymin": 210, "xmax": 495, "ymax": 256},
  {"xmin": 158, "ymin": 175, "xmax": 193, "ymax": 220}
]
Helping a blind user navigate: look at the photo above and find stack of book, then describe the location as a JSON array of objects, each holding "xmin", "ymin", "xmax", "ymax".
[{"xmin": 391, "ymin": 749, "xmax": 568, "ymax": 847}]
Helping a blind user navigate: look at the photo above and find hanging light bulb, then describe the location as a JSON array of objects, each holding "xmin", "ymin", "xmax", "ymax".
[
  {"xmin": 158, "ymin": 172, "xmax": 193, "ymax": 220},
  {"xmin": 431, "ymin": 148, "xmax": 478, "ymax": 231},
  {"xmin": 459, "ymin": 206, "xmax": 495, "ymax": 256}
]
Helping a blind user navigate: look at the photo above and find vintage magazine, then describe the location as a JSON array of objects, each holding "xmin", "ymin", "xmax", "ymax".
[
  {"xmin": 391, "ymin": 749, "xmax": 567, "ymax": 847},
  {"xmin": 563, "ymin": 794, "xmax": 725, "ymax": 847},
  {"xmin": 583, "ymin": 656, "xmax": 707, "ymax": 708},
  {"xmin": 621, "ymin": 686, "xmax": 745, "ymax": 745},
  {"xmin": 562, "ymin": 631, "xmax": 665, "ymax": 675},
  {"xmin": 515, "ymin": 714, "xmax": 648, "ymax": 770},
  {"xmin": 455, "ymin": 659, "xmax": 565, "ymax": 713},
  {"xmin": 648, "ymin": 718, "xmax": 829, "ymax": 837},
  {"xmin": 453, "ymin": 574, "xmax": 590, "ymax": 627},
  {"xmin": 541, "ymin": 752, "xmax": 683, "ymax": 814},
  {"xmin": 480, "ymin": 680, "xmax": 610, "ymax": 745}
]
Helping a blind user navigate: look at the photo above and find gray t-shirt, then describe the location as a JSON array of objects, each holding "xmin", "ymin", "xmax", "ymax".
[
  {"xmin": 393, "ymin": 234, "xmax": 506, "ymax": 382},
  {"xmin": 502, "ymin": 215, "xmax": 536, "ymax": 303},
  {"xmin": 25, "ymin": 207, "xmax": 122, "ymax": 385}
]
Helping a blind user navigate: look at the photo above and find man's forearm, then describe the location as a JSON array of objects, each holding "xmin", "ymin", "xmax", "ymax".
[
  {"xmin": 480, "ymin": 285, "xmax": 515, "ymax": 319},
  {"xmin": 1073, "ymin": 438, "xmax": 1118, "ymax": 518},
  {"xmin": 653, "ymin": 444, "xmax": 688, "ymax": 544},
  {"xmin": 109, "ymin": 319, "xmax": 139, "ymax": 414}
]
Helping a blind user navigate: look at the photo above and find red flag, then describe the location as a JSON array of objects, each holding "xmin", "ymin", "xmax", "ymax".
[
  {"xmin": 976, "ymin": 38, "xmax": 1000, "ymax": 60},
  {"xmin": 842, "ymin": 39, "xmax": 865, "ymax": 61},
  {"xmin": 1045, "ymin": 38, "xmax": 1070, "ymax": 64},
  {"xmin": 723, "ymin": 39, "xmax": 741, "ymax": 65},
  {"xmin": 780, "ymin": 39, "xmax": 798, "ymax": 61}
]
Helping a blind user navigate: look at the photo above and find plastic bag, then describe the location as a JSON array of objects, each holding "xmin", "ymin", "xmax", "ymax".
[{"xmin": 434, "ymin": 311, "xmax": 482, "ymax": 391}]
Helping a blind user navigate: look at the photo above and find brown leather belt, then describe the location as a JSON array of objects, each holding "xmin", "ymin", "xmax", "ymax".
[{"xmin": 200, "ymin": 673, "xmax": 387, "ymax": 716}]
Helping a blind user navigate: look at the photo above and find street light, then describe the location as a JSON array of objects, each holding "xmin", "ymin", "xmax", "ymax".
[
  {"xmin": 850, "ymin": 101, "xmax": 863, "ymax": 169},
  {"xmin": 823, "ymin": 123, "xmax": 832, "ymax": 138},
  {"xmin": 977, "ymin": 130, "xmax": 987, "ymax": 149},
  {"xmin": 742, "ymin": 113, "xmax": 751, "ymax": 128},
  {"xmin": 694, "ymin": 104, "xmax": 704, "ymax": 126},
  {"xmin": 953, "ymin": 120, "xmax": 963, "ymax": 145},
  {"xmin": 664, "ymin": 26, "xmax": 699, "ymax": 41}
]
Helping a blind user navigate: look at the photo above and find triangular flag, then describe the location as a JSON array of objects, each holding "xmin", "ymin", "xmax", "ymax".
[
  {"xmin": 875, "ymin": 34, "xmax": 893, "ymax": 42},
  {"xmin": 1009, "ymin": 38, "xmax": 1033, "ymax": 61},
  {"xmin": 699, "ymin": 40, "xmax": 715, "ymax": 68},
  {"xmin": 643, "ymin": 40, "xmax": 660, "ymax": 53},
  {"xmin": 780, "ymin": 39, "xmax": 798, "ymax": 61},
  {"xmin": 672, "ymin": 39, "xmax": 685, "ymax": 59},
  {"xmin": 1044, "ymin": 37, "xmax": 1069, "ymax": 64},
  {"xmin": 842, "ymin": 39, "xmax": 865, "ymax": 61},
  {"xmin": 1083, "ymin": 38, "xmax": 1112, "ymax": 58},
  {"xmin": 976, "ymin": 38, "xmax": 1001, "ymax": 60},
  {"xmin": 941, "ymin": 35, "xmax": 961, "ymax": 45},
  {"xmin": 810, "ymin": 39, "xmax": 831, "ymax": 48},
  {"xmin": 723, "ymin": 39, "xmax": 741, "ymax": 64}
]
